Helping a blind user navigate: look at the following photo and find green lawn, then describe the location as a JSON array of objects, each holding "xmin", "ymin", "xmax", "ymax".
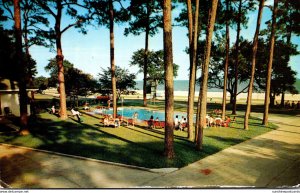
[{"xmin": 0, "ymin": 104, "xmax": 277, "ymax": 168}]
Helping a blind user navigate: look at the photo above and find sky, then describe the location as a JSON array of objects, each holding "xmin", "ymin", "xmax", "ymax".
[{"xmin": 3, "ymin": 1, "xmax": 300, "ymax": 80}]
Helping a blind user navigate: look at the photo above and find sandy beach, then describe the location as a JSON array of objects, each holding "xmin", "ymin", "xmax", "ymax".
[
  {"xmin": 43, "ymin": 88, "xmax": 300, "ymax": 103},
  {"xmin": 133, "ymin": 90, "xmax": 300, "ymax": 102}
]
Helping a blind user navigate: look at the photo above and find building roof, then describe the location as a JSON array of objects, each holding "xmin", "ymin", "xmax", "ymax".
[{"xmin": 0, "ymin": 79, "xmax": 37, "ymax": 93}]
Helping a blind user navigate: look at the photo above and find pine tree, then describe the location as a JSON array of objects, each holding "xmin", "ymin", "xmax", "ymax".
[
  {"xmin": 244, "ymin": 0, "xmax": 265, "ymax": 130},
  {"xmin": 163, "ymin": 0, "xmax": 175, "ymax": 159},
  {"xmin": 196, "ymin": 0, "xmax": 219, "ymax": 150},
  {"xmin": 263, "ymin": 0, "xmax": 278, "ymax": 126}
]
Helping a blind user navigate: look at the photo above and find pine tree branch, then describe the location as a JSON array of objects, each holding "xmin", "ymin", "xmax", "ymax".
[
  {"xmin": 237, "ymin": 84, "xmax": 249, "ymax": 95},
  {"xmin": 35, "ymin": 1, "xmax": 56, "ymax": 18},
  {"xmin": 1, "ymin": 2, "xmax": 14, "ymax": 20},
  {"xmin": 114, "ymin": 0, "xmax": 126, "ymax": 10},
  {"xmin": 61, "ymin": 2, "xmax": 89, "ymax": 9},
  {"xmin": 61, "ymin": 20, "xmax": 82, "ymax": 34}
]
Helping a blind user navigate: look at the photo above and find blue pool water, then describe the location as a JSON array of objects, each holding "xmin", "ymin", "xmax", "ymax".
[{"xmin": 103, "ymin": 107, "xmax": 189, "ymax": 121}]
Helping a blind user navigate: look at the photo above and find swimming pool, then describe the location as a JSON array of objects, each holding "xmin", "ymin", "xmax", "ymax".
[{"xmin": 101, "ymin": 107, "xmax": 191, "ymax": 121}]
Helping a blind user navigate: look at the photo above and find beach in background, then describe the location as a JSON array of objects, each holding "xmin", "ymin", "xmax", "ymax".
[
  {"xmin": 41, "ymin": 80, "xmax": 300, "ymax": 103},
  {"xmin": 132, "ymin": 80, "xmax": 300, "ymax": 102}
]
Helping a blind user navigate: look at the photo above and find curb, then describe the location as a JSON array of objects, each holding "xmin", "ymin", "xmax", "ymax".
[
  {"xmin": 0, "ymin": 143, "xmax": 178, "ymax": 174},
  {"xmin": 0, "ymin": 179, "xmax": 11, "ymax": 189}
]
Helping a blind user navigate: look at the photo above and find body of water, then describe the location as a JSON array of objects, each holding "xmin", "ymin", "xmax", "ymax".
[
  {"xmin": 135, "ymin": 80, "xmax": 234, "ymax": 92},
  {"xmin": 103, "ymin": 107, "xmax": 194, "ymax": 121},
  {"xmin": 134, "ymin": 79, "xmax": 300, "ymax": 93}
]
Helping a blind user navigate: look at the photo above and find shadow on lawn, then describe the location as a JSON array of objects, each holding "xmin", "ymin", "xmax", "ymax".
[
  {"xmin": 0, "ymin": 113, "xmax": 207, "ymax": 168},
  {"xmin": 0, "ymin": 110, "xmax": 276, "ymax": 170},
  {"xmin": 2, "ymin": 134, "xmax": 299, "ymax": 188},
  {"xmin": 207, "ymin": 136, "xmax": 245, "ymax": 146}
]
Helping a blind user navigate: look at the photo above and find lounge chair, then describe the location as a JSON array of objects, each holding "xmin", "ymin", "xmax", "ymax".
[{"xmin": 103, "ymin": 117, "xmax": 119, "ymax": 128}]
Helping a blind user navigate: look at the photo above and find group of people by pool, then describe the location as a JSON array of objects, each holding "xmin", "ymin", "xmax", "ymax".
[
  {"xmin": 174, "ymin": 115, "xmax": 187, "ymax": 131},
  {"xmin": 282, "ymin": 100, "xmax": 300, "ymax": 109},
  {"xmin": 110, "ymin": 111, "xmax": 233, "ymax": 129},
  {"xmin": 74, "ymin": 103, "xmax": 234, "ymax": 128},
  {"xmin": 206, "ymin": 114, "xmax": 234, "ymax": 127},
  {"xmin": 146, "ymin": 114, "xmax": 187, "ymax": 131}
]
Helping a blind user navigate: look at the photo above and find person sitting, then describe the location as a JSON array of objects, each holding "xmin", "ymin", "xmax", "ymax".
[
  {"xmin": 50, "ymin": 105, "xmax": 56, "ymax": 114},
  {"xmin": 215, "ymin": 116, "xmax": 223, "ymax": 127},
  {"xmin": 179, "ymin": 116, "xmax": 187, "ymax": 131},
  {"xmin": 71, "ymin": 108, "xmax": 82, "ymax": 123},
  {"xmin": 209, "ymin": 116, "xmax": 215, "ymax": 127},
  {"xmin": 285, "ymin": 100, "xmax": 291, "ymax": 108},
  {"xmin": 114, "ymin": 117, "xmax": 120, "ymax": 127},
  {"xmin": 152, "ymin": 117, "xmax": 160, "ymax": 129},
  {"xmin": 149, "ymin": 115, "xmax": 154, "ymax": 128},
  {"xmin": 104, "ymin": 115, "xmax": 119, "ymax": 127},
  {"xmin": 103, "ymin": 116, "xmax": 109, "ymax": 126},
  {"xmin": 83, "ymin": 102, "xmax": 90, "ymax": 110},
  {"xmin": 174, "ymin": 115, "xmax": 180, "ymax": 130},
  {"xmin": 132, "ymin": 112, "xmax": 138, "ymax": 126},
  {"xmin": 206, "ymin": 114, "xmax": 210, "ymax": 127},
  {"xmin": 291, "ymin": 101, "xmax": 296, "ymax": 109},
  {"xmin": 222, "ymin": 116, "xmax": 231, "ymax": 127}
]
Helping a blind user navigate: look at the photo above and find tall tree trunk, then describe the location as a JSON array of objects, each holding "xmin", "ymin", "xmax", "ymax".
[
  {"xmin": 285, "ymin": 9, "xmax": 292, "ymax": 64},
  {"xmin": 221, "ymin": 0, "xmax": 230, "ymax": 120},
  {"xmin": 109, "ymin": 0, "xmax": 117, "ymax": 118},
  {"xmin": 163, "ymin": 0, "xmax": 175, "ymax": 159},
  {"xmin": 186, "ymin": 0, "xmax": 193, "ymax": 140},
  {"xmin": 270, "ymin": 93, "xmax": 275, "ymax": 107},
  {"xmin": 280, "ymin": 90, "xmax": 285, "ymax": 107},
  {"xmin": 262, "ymin": 0, "xmax": 278, "ymax": 126},
  {"xmin": 195, "ymin": 53, "xmax": 204, "ymax": 144},
  {"xmin": 23, "ymin": 2, "xmax": 35, "ymax": 115},
  {"xmin": 232, "ymin": 0, "xmax": 242, "ymax": 115},
  {"xmin": 14, "ymin": 0, "xmax": 29, "ymax": 135},
  {"xmin": 186, "ymin": 0, "xmax": 193, "ymax": 45},
  {"xmin": 0, "ymin": 94, "xmax": 2, "ymax": 115},
  {"xmin": 230, "ymin": 92, "xmax": 234, "ymax": 104},
  {"xmin": 196, "ymin": 0, "xmax": 218, "ymax": 150},
  {"xmin": 187, "ymin": 0, "xmax": 199, "ymax": 141},
  {"xmin": 143, "ymin": 2, "xmax": 150, "ymax": 107},
  {"xmin": 279, "ymin": 25, "xmax": 292, "ymax": 108},
  {"xmin": 194, "ymin": 74, "xmax": 202, "ymax": 144},
  {"xmin": 244, "ymin": 0, "xmax": 265, "ymax": 130},
  {"xmin": 23, "ymin": 0, "xmax": 33, "ymax": 87},
  {"xmin": 55, "ymin": 1, "xmax": 68, "ymax": 120}
]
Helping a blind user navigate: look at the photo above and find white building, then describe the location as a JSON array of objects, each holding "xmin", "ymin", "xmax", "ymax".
[{"xmin": 0, "ymin": 79, "xmax": 35, "ymax": 116}]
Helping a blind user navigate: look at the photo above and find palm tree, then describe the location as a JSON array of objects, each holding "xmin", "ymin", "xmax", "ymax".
[
  {"xmin": 244, "ymin": 0, "xmax": 265, "ymax": 130},
  {"xmin": 263, "ymin": 0, "xmax": 278, "ymax": 126},
  {"xmin": 163, "ymin": 0, "xmax": 175, "ymax": 159},
  {"xmin": 196, "ymin": 0, "xmax": 219, "ymax": 150}
]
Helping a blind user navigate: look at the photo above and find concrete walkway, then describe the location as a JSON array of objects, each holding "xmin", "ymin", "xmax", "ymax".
[{"xmin": 1, "ymin": 113, "xmax": 299, "ymax": 188}]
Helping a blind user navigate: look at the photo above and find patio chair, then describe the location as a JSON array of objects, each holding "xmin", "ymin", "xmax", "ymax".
[
  {"xmin": 126, "ymin": 118, "xmax": 134, "ymax": 127},
  {"xmin": 215, "ymin": 119, "xmax": 222, "ymax": 127},
  {"xmin": 153, "ymin": 121, "xmax": 160, "ymax": 129},
  {"xmin": 4, "ymin": 107, "xmax": 12, "ymax": 116},
  {"xmin": 159, "ymin": 121, "xmax": 165, "ymax": 129}
]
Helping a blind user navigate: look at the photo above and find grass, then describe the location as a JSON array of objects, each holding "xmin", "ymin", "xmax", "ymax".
[{"xmin": 0, "ymin": 100, "xmax": 278, "ymax": 168}]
